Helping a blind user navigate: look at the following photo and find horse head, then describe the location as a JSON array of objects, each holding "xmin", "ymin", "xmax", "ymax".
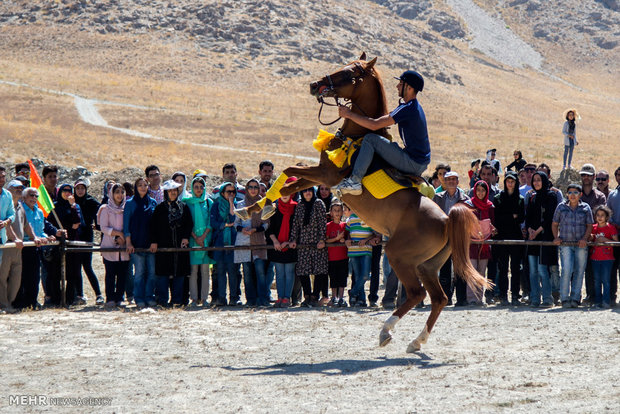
[
  {"xmin": 309, "ymin": 52, "xmax": 378, "ymax": 102},
  {"xmin": 309, "ymin": 52, "xmax": 388, "ymax": 139}
]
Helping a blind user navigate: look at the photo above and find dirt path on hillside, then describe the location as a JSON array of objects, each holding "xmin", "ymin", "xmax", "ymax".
[
  {"xmin": 1, "ymin": 304, "xmax": 618, "ymax": 413},
  {"xmin": 446, "ymin": 0, "xmax": 543, "ymax": 70}
]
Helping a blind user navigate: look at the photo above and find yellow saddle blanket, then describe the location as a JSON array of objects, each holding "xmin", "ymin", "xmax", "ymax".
[{"xmin": 312, "ymin": 130, "xmax": 436, "ymax": 200}]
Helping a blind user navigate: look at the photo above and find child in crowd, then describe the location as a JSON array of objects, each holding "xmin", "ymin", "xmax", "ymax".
[
  {"xmin": 589, "ymin": 206, "xmax": 618, "ymax": 308},
  {"xmin": 345, "ymin": 207, "xmax": 377, "ymax": 307},
  {"xmin": 325, "ymin": 202, "xmax": 348, "ymax": 307}
]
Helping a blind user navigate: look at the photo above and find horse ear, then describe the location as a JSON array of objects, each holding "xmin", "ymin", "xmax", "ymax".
[
  {"xmin": 366, "ymin": 57, "xmax": 377, "ymax": 69},
  {"xmin": 359, "ymin": 52, "xmax": 367, "ymax": 61}
]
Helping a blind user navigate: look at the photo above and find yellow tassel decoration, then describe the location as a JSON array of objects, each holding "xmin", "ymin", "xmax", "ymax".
[{"xmin": 312, "ymin": 130, "xmax": 336, "ymax": 152}]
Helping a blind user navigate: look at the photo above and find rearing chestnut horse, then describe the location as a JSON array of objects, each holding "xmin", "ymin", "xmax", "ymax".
[{"xmin": 239, "ymin": 53, "xmax": 489, "ymax": 352}]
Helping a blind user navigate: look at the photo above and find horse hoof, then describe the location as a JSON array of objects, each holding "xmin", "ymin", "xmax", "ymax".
[
  {"xmin": 234, "ymin": 208, "xmax": 250, "ymax": 221},
  {"xmin": 379, "ymin": 330, "xmax": 392, "ymax": 347},
  {"xmin": 261, "ymin": 205, "xmax": 276, "ymax": 220},
  {"xmin": 406, "ymin": 341, "xmax": 421, "ymax": 353}
]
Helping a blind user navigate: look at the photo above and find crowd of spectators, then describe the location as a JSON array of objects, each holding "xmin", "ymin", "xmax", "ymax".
[{"xmin": 0, "ymin": 155, "xmax": 618, "ymax": 314}]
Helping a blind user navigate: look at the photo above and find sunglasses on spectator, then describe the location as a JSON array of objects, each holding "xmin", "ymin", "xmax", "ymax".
[
  {"xmin": 28, "ymin": 193, "xmax": 39, "ymax": 198},
  {"xmin": 61, "ymin": 188, "xmax": 72, "ymax": 192},
  {"xmin": 567, "ymin": 191, "xmax": 580, "ymax": 195},
  {"xmin": 302, "ymin": 188, "xmax": 314, "ymax": 192},
  {"xmin": 595, "ymin": 177, "xmax": 608, "ymax": 182},
  {"xmin": 246, "ymin": 185, "xmax": 260, "ymax": 190},
  {"xmin": 224, "ymin": 190, "xmax": 236, "ymax": 194}
]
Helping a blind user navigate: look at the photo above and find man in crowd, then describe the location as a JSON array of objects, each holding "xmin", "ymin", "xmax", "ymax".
[
  {"xmin": 145, "ymin": 165, "xmax": 164, "ymax": 204},
  {"xmin": 469, "ymin": 164, "xmax": 499, "ymax": 200},
  {"xmin": 212, "ymin": 163, "xmax": 246, "ymax": 203},
  {"xmin": 433, "ymin": 163, "xmax": 451, "ymax": 193},
  {"xmin": 579, "ymin": 163, "xmax": 607, "ymax": 305},
  {"xmin": 16, "ymin": 187, "xmax": 64, "ymax": 309},
  {"xmin": 42, "ymin": 165, "xmax": 59, "ymax": 202},
  {"xmin": 519, "ymin": 163, "xmax": 537, "ymax": 200},
  {"xmin": 553, "ymin": 184, "xmax": 594, "ymax": 307},
  {"xmin": 14, "ymin": 163, "xmax": 30, "ymax": 186},
  {"xmin": 0, "ymin": 181, "xmax": 41, "ymax": 313},
  {"xmin": 0, "ymin": 167, "xmax": 16, "ymax": 265},
  {"xmin": 258, "ymin": 160, "xmax": 274, "ymax": 189},
  {"xmin": 433, "ymin": 171, "xmax": 470, "ymax": 305},
  {"xmin": 606, "ymin": 166, "xmax": 620, "ymax": 306},
  {"xmin": 596, "ymin": 170, "xmax": 610, "ymax": 198}
]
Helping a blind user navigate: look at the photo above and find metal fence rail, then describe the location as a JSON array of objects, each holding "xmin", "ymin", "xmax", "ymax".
[{"xmin": 1, "ymin": 238, "xmax": 618, "ymax": 307}]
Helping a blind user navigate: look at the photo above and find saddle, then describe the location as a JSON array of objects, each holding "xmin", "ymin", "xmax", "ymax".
[{"xmin": 312, "ymin": 130, "xmax": 435, "ymax": 199}]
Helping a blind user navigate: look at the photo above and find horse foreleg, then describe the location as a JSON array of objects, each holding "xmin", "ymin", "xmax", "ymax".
[
  {"xmin": 280, "ymin": 178, "xmax": 319, "ymax": 197},
  {"xmin": 284, "ymin": 162, "xmax": 343, "ymax": 187}
]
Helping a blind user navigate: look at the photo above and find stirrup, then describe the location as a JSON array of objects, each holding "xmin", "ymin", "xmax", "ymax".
[
  {"xmin": 261, "ymin": 204, "xmax": 277, "ymax": 220},
  {"xmin": 233, "ymin": 207, "xmax": 250, "ymax": 221}
]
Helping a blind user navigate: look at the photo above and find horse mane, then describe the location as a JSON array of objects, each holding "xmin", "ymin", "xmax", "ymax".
[{"xmin": 369, "ymin": 66, "xmax": 389, "ymax": 118}]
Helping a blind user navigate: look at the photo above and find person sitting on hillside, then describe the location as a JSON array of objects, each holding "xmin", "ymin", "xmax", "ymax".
[
  {"xmin": 334, "ymin": 70, "xmax": 431, "ymax": 195},
  {"xmin": 505, "ymin": 150, "xmax": 526, "ymax": 173}
]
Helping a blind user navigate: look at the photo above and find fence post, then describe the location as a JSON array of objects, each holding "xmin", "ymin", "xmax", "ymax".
[{"xmin": 60, "ymin": 236, "xmax": 67, "ymax": 308}]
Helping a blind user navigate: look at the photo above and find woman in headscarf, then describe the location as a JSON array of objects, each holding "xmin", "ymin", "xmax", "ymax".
[
  {"xmin": 265, "ymin": 177, "xmax": 298, "ymax": 308},
  {"xmin": 184, "ymin": 176, "xmax": 213, "ymax": 307},
  {"xmin": 149, "ymin": 180, "xmax": 193, "ymax": 306},
  {"xmin": 210, "ymin": 182, "xmax": 238, "ymax": 306},
  {"xmin": 317, "ymin": 185, "xmax": 335, "ymax": 221},
  {"xmin": 97, "ymin": 183, "xmax": 130, "ymax": 308},
  {"xmin": 233, "ymin": 178, "xmax": 269, "ymax": 306},
  {"xmin": 562, "ymin": 108, "xmax": 579, "ymax": 170},
  {"xmin": 493, "ymin": 172, "xmax": 525, "ymax": 305},
  {"xmin": 465, "ymin": 180, "xmax": 496, "ymax": 305},
  {"xmin": 48, "ymin": 183, "xmax": 85, "ymax": 306},
  {"xmin": 100, "ymin": 180, "xmax": 115, "ymax": 205},
  {"xmin": 525, "ymin": 171, "xmax": 559, "ymax": 308},
  {"xmin": 289, "ymin": 186, "xmax": 329, "ymax": 307},
  {"xmin": 505, "ymin": 150, "xmax": 527, "ymax": 173},
  {"xmin": 73, "ymin": 178, "xmax": 103, "ymax": 305},
  {"xmin": 172, "ymin": 171, "xmax": 191, "ymax": 200},
  {"xmin": 124, "ymin": 177, "xmax": 157, "ymax": 308}
]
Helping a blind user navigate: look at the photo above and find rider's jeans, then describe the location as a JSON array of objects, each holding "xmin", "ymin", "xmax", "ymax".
[{"xmin": 351, "ymin": 133, "xmax": 428, "ymax": 181}]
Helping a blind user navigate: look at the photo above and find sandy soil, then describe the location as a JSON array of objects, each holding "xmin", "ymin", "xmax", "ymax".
[{"xmin": 1, "ymin": 298, "xmax": 618, "ymax": 413}]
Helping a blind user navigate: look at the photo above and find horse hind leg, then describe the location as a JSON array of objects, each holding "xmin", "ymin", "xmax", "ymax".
[
  {"xmin": 379, "ymin": 256, "xmax": 427, "ymax": 347},
  {"xmin": 406, "ymin": 244, "xmax": 451, "ymax": 353}
]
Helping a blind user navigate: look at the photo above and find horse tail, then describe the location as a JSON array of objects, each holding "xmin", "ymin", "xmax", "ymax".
[{"xmin": 447, "ymin": 204, "xmax": 493, "ymax": 294}]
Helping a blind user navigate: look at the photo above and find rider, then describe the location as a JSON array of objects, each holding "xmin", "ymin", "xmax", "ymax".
[{"xmin": 334, "ymin": 70, "xmax": 431, "ymax": 195}]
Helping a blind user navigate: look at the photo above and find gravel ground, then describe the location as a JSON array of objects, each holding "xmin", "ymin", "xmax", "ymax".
[
  {"xmin": 1, "ymin": 302, "xmax": 618, "ymax": 413},
  {"xmin": 446, "ymin": 0, "xmax": 544, "ymax": 70}
]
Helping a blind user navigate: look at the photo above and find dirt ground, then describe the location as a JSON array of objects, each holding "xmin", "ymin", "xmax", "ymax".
[{"xmin": 1, "ymin": 290, "xmax": 618, "ymax": 413}]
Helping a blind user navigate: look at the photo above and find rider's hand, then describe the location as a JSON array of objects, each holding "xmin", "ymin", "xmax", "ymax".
[{"xmin": 338, "ymin": 106, "xmax": 353, "ymax": 119}]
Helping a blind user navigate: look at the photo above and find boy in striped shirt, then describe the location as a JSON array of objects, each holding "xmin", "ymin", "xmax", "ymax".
[{"xmin": 345, "ymin": 206, "xmax": 381, "ymax": 306}]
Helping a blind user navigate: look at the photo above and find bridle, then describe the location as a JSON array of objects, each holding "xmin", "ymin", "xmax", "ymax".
[{"xmin": 316, "ymin": 62, "xmax": 372, "ymax": 126}]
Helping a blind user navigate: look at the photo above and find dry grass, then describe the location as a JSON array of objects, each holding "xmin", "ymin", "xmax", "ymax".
[{"xmin": 0, "ymin": 26, "xmax": 617, "ymax": 181}]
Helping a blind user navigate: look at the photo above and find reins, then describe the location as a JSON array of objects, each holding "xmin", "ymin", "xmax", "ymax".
[{"xmin": 316, "ymin": 62, "xmax": 372, "ymax": 126}]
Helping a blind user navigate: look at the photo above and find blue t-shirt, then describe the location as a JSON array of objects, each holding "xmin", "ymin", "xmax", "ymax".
[{"xmin": 390, "ymin": 99, "xmax": 431, "ymax": 165}]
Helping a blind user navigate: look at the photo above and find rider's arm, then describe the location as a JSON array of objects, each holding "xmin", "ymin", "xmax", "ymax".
[{"xmin": 339, "ymin": 106, "xmax": 394, "ymax": 131}]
